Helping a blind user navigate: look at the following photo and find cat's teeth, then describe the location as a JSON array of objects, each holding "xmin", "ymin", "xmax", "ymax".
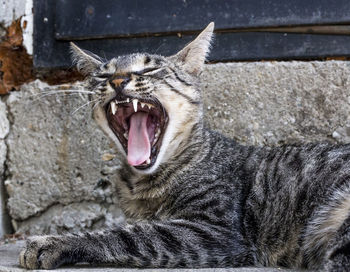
[
  {"xmin": 126, "ymin": 98, "xmax": 130, "ymax": 103},
  {"xmin": 146, "ymin": 158, "xmax": 151, "ymax": 164},
  {"xmin": 123, "ymin": 131, "xmax": 128, "ymax": 139},
  {"xmin": 155, "ymin": 128, "xmax": 161, "ymax": 138},
  {"xmin": 132, "ymin": 99, "xmax": 138, "ymax": 112},
  {"xmin": 154, "ymin": 128, "xmax": 161, "ymax": 144},
  {"xmin": 111, "ymin": 101, "xmax": 117, "ymax": 115},
  {"xmin": 141, "ymin": 102, "xmax": 145, "ymax": 108},
  {"xmin": 146, "ymin": 103, "xmax": 153, "ymax": 109}
]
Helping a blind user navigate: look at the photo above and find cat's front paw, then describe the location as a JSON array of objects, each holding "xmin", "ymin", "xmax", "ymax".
[{"xmin": 19, "ymin": 235, "xmax": 69, "ymax": 269}]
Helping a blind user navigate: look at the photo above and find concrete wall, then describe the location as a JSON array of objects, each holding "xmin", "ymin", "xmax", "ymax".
[
  {"xmin": 1, "ymin": 61, "xmax": 350, "ymax": 235},
  {"xmin": 0, "ymin": 0, "xmax": 32, "ymax": 237},
  {"xmin": 0, "ymin": 100, "xmax": 10, "ymax": 237}
]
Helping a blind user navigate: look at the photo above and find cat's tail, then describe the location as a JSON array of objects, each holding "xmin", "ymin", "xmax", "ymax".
[{"xmin": 302, "ymin": 183, "xmax": 350, "ymax": 270}]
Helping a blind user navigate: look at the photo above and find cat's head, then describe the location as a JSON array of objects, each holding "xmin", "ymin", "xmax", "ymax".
[{"xmin": 71, "ymin": 22, "xmax": 214, "ymax": 174}]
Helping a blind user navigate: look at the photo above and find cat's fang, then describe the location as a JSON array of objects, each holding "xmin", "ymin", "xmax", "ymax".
[
  {"xmin": 154, "ymin": 128, "xmax": 161, "ymax": 144},
  {"xmin": 155, "ymin": 128, "xmax": 161, "ymax": 138},
  {"xmin": 146, "ymin": 158, "xmax": 151, "ymax": 164},
  {"xmin": 132, "ymin": 99, "xmax": 138, "ymax": 112},
  {"xmin": 123, "ymin": 131, "xmax": 129, "ymax": 139},
  {"xmin": 111, "ymin": 102, "xmax": 117, "ymax": 115}
]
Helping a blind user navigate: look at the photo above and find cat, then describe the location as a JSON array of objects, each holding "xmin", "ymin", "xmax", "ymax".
[{"xmin": 19, "ymin": 22, "xmax": 350, "ymax": 271}]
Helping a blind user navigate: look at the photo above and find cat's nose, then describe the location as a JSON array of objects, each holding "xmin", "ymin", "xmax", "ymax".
[
  {"xmin": 109, "ymin": 77, "xmax": 131, "ymax": 101},
  {"xmin": 110, "ymin": 77, "xmax": 130, "ymax": 89}
]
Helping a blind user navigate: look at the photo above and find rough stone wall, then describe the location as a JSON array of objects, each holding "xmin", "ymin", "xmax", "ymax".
[
  {"xmin": 0, "ymin": 0, "xmax": 32, "ymax": 237},
  {"xmin": 5, "ymin": 81, "xmax": 124, "ymax": 234},
  {"xmin": 203, "ymin": 61, "xmax": 350, "ymax": 145},
  {"xmin": 2, "ymin": 60, "xmax": 350, "ymax": 235},
  {"xmin": 0, "ymin": 99, "xmax": 10, "ymax": 237}
]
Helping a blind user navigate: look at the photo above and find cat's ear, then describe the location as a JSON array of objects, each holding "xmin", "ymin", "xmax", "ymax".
[
  {"xmin": 170, "ymin": 22, "xmax": 214, "ymax": 76},
  {"xmin": 70, "ymin": 42, "xmax": 102, "ymax": 76}
]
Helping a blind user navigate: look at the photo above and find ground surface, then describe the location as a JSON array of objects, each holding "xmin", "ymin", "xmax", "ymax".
[{"xmin": 0, "ymin": 240, "xmax": 301, "ymax": 272}]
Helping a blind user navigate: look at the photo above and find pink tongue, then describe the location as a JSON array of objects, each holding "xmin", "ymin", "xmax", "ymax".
[{"xmin": 127, "ymin": 112, "xmax": 151, "ymax": 166}]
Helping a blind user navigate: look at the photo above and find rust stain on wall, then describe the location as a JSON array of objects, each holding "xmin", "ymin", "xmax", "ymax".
[
  {"xmin": 0, "ymin": 19, "xmax": 85, "ymax": 94},
  {"xmin": 36, "ymin": 69, "xmax": 84, "ymax": 85},
  {"xmin": 0, "ymin": 19, "xmax": 34, "ymax": 94}
]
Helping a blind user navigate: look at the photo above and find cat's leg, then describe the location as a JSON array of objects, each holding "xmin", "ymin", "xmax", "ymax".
[
  {"xmin": 19, "ymin": 219, "xmax": 254, "ymax": 269},
  {"xmin": 323, "ymin": 216, "xmax": 350, "ymax": 272},
  {"xmin": 19, "ymin": 235, "xmax": 80, "ymax": 270}
]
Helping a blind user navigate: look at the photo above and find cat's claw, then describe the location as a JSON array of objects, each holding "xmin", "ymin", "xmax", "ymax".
[{"xmin": 19, "ymin": 235, "xmax": 66, "ymax": 269}]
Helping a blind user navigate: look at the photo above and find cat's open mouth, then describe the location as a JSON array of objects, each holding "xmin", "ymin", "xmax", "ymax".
[{"xmin": 106, "ymin": 98, "xmax": 168, "ymax": 169}]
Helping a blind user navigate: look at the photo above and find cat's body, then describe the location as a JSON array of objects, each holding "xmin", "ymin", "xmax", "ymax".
[
  {"xmin": 115, "ymin": 128, "xmax": 350, "ymax": 269},
  {"xmin": 19, "ymin": 23, "xmax": 350, "ymax": 271}
]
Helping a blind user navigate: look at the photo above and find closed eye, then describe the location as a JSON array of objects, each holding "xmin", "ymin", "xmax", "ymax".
[
  {"xmin": 134, "ymin": 67, "xmax": 161, "ymax": 76},
  {"xmin": 95, "ymin": 68, "xmax": 161, "ymax": 81},
  {"xmin": 94, "ymin": 73, "xmax": 113, "ymax": 79}
]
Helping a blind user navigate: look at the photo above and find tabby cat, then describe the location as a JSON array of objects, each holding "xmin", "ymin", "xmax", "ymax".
[{"xmin": 19, "ymin": 22, "xmax": 350, "ymax": 271}]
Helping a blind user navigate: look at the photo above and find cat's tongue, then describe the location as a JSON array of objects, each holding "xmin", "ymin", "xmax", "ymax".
[{"xmin": 127, "ymin": 112, "xmax": 151, "ymax": 166}]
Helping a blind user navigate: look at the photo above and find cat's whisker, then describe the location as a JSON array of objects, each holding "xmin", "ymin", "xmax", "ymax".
[
  {"xmin": 70, "ymin": 98, "xmax": 101, "ymax": 115},
  {"xmin": 29, "ymin": 89, "xmax": 95, "ymax": 101},
  {"xmin": 92, "ymin": 100, "xmax": 102, "ymax": 111},
  {"xmin": 33, "ymin": 92, "xmax": 91, "ymax": 98},
  {"xmin": 54, "ymin": 89, "xmax": 94, "ymax": 94},
  {"xmin": 147, "ymin": 73, "xmax": 177, "ymax": 82},
  {"xmin": 153, "ymin": 42, "xmax": 165, "ymax": 54},
  {"xmin": 150, "ymin": 83, "xmax": 165, "ymax": 88},
  {"xmin": 29, "ymin": 89, "xmax": 95, "ymax": 97},
  {"xmin": 31, "ymin": 93, "xmax": 90, "ymax": 103}
]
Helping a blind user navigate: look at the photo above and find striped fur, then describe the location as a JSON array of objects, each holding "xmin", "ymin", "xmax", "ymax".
[{"xmin": 20, "ymin": 23, "xmax": 350, "ymax": 271}]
